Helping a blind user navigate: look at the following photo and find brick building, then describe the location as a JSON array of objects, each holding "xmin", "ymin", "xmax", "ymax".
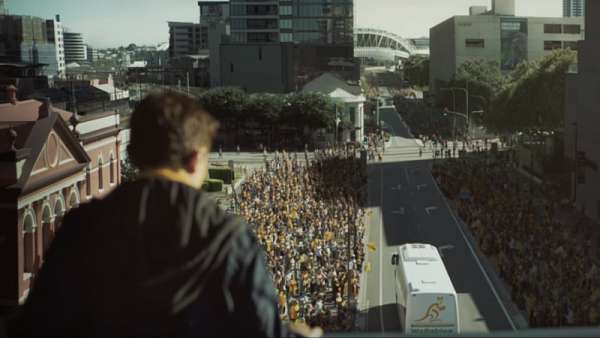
[{"xmin": 0, "ymin": 87, "xmax": 122, "ymax": 306}]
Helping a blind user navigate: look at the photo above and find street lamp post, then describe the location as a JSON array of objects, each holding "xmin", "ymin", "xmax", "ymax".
[{"xmin": 441, "ymin": 84, "xmax": 469, "ymax": 138}]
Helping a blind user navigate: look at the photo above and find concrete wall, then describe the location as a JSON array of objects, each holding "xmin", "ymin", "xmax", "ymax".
[
  {"xmin": 564, "ymin": 0, "xmax": 600, "ymax": 221},
  {"xmin": 430, "ymin": 14, "xmax": 584, "ymax": 94},
  {"xmin": 429, "ymin": 17, "xmax": 456, "ymax": 92},
  {"xmin": 220, "ymin": 43, "xmax": 292, "ymax": 93},
  {"xmin": 455, "ymin": 15, "xmax": 502, "ymax": 69},
  {"xmin": 526, "ymin": 17, "xmax": 584, "ymax": 61}
]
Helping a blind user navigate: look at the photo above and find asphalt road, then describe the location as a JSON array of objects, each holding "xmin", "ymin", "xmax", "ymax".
[{"xmin": 358, "ymin": 106, "xmax": 515, "ymax": 334}]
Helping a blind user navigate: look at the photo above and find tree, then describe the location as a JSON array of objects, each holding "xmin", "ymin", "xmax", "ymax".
[
  {"xmin": 199, "ymin": 87, "xmax": 247, "ymax": 128},
  {"xmin": 403, "ymin": 55, "xmax": 430, "ymax": 88},
  {"xmin": 486, "ymin": 49, "xmax": 576, "ymax": 133},
  {"xmin": 121, "ymin": 158, "xmax": 138, "ymax": 183}
]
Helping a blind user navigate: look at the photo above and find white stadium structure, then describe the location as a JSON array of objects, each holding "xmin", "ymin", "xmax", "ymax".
[{"xmin": 354, "ymin": 28, "xmax": 429, "ymax": 65}]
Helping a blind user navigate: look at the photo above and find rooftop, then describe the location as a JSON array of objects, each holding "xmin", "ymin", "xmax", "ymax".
[{"xmin": 400, "ymin": 243, "xmax": 457, "ymax": 295}]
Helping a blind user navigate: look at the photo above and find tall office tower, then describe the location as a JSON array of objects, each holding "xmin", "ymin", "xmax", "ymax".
[
  {"xmin": 222, "ymin": 0, "xmax": 356, "ymax": 92},
  {"xmin": 229, "ymin": 0, "xmax": 279, "ymax": 43},
  {"xmin": 564, "ymin": 0, "xmax": 585, "ymax": 17},
  {"xmin": 0, "ymin": 15, "xmax": 59, "ymax": 77},
  {"xmin": 0, "ymin": 0, "xmax": 8, "ymax": 15},
  {"xmin": 47, "ymin": 15, "xmax": 66, "ymax": 78},
  {"xmin": 63, "ymin": 31, "xmax": 88, "ymax": 63},
  {"xmin": 229, "ymin": 0, "xmax": 354, "ymax": 45}
]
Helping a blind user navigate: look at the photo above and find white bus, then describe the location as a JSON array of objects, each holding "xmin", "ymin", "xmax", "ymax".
[{"xmin": 391, "ymin": 243, "xmax": 460, "ymax": 335}]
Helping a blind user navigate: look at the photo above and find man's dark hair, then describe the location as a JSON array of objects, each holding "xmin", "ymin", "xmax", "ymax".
[{"xmin": 128, "ymin": 92, "xmax": 218, "ymax": 170}]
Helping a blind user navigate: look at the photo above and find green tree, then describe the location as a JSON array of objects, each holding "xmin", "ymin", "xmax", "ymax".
[
  {"xmin": 121, "ymin": 158, "xmax": 139, "ymax": 183},
  {"xmin": 403, "ymin": 55, "xmax": 430, "ymax": 88},
  {"xmin": 486, "ymin": 49, "xmax": 576, "ymax": 133}
]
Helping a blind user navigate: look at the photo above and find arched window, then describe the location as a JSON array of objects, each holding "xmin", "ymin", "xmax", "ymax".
[
  {"xmin": 54, "ymin": 197, "xmax": 65, "ymax": 229},
  {"xmin": 98, "ymin": 157, "xmax": 104, "ymax": 191},
  {"xmin": 69, "ymin": 187, "xmax": 80, "ymax": 209},
  {"xmin": 86, "ymin": 166, "xmax": 91, "ymax": 197},
  {"xmin": 23, "ymin": 211, "xmax": 36, "ymax": 274},
  {"xmin": 41, "ymin": 204, "xmax": 52, "ymax": 253},
  {"xmin": 109, "ymin": 153, "xmax": 115, "ymax": 185}
]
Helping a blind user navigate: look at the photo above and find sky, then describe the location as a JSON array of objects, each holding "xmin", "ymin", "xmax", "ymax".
[{"xmin": 6, "ymin": 0, "xmax": 563, "ymax": 48}]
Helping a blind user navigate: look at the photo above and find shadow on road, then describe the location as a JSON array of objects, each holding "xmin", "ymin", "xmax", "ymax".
[{"xmin": 362, "ymin": 303, "xmax": 402, "ymax": 333}]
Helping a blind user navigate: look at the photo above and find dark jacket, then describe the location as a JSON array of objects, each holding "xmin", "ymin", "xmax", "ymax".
[{"xmin": 14, "ymin": 177, "xmax": 292, "ymax": 337}]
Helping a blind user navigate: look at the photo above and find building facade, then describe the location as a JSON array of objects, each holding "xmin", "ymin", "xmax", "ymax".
[
  {"xmin": 565, "ymin": 0, "xmax": 600, "ymax": 222},
  {"xmin": 0, "ymin": 0, "xmax": 8, "ymax": 15},
  {"xmin": 222, "ymin": 0, "xmax": 356, "ymax": 93},
  {"xmin": 564, "ymin": 0, "xmax": 585, "ymax": 17},
  {"xmin": 168, "ymin": 22, "xmax": 208, "ymax": 58},
  {"xmin": 0, "ymin": 15, "xmax": 59, "ymax": 78},
  {"xmin": 430, "ymin": 8, "xmax": 584, "ymax": 92},
  {"xmin": 0, "ymin": 92, "xmax": 122, "ymax": 306},
  {"xmin": 63, "ymin": 31, "xmax": 87, "ymax": 63},
  {"xmin": 46, "ymin": 15, "xmax": 66, "ymax": 79},
  {"xmin": 86, "ymin": 45, "xmax": 98, "ymax": 62}
]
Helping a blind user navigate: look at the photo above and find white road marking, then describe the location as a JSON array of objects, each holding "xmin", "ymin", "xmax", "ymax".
[
  {"xmin": 432, "ymin": 178, "xmax": 517, "ymax": 331},
  {"xmin": 417, "ymin": 184, "xmax": 428, "ymax": 191},
  {"xmin": 425, "ymin": 206, "xmax": 438, "ymax": 215},
  {"xmin": 392, "ymin": 208, "xmax": 405, "ymax": 215},
  {"xmin": 438, "ymin": 244, "xmax": 456, "ymax": 258}
]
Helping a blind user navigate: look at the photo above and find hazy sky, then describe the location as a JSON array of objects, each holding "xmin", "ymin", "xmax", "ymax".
[{"xmin": 7, "ymin": 0, "xmax": 562, "ymax": 48}]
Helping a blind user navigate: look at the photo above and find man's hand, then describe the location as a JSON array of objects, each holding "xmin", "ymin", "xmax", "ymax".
[{"xmin": 289, "ymin": 323, "xmax": 323, "ymax": 338}]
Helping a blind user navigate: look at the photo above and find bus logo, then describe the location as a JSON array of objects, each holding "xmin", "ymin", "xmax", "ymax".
[{"xmin": 416, "ymin": 297, "xmax": 446, "ymax": 322}]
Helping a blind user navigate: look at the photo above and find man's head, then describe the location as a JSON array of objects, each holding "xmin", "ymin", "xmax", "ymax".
[{"xmin": 128, "ymin": 92, "xmax": 218, "ymax": 188}]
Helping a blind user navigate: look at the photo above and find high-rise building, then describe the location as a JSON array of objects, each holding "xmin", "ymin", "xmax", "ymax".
[
  {"xmin": 0, "ymin": 0, "xmax": 8, "ymax": 15},
  {"xmin": 0, "ymin": 15, "xmax": 59, "ymax": 78},
  {"xmin": 221, "ymin": 0, "xmax": 356, "ymax": 93},
  {"xmin": 168, "ymin": 22, "xmax": 207, "ymax": 58},
  {"xmin": 86, "ymin": 45, "xmax": 98, "ymax": 62},
  {"xmin": 564, "ymin": 0, "xmax": 585, "ymax": 17},
  {"xmin": 565, "ymin": 0, "xmax": 599, "ymax": 221},
  {"xmin": 46, "ymin": 15, "xmax": 66, "ymax": 78},
  {"xmin": 63, "ymin": 31, "xmax": 87, "ymax": 63},
  {"xmin": 229, "ymin": 0, "xmax": 353, "ymax": 45},
  {"xmin": 430, "ymin": 3, "xmax": 584, "ymax": 93}
]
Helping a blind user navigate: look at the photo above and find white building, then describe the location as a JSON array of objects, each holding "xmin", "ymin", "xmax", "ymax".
[
  {"xmin": 564, "ymin": 0, "xmax": 585, "ymax": 17},
  {"xmin": 63, "ymin": 31, "xmax": 87, "ymax": 63},
  {"xmin": 46, "ymin": 15, "xmax": 66, "ymax": 79},
  {"xmin": 565, "ymin": 0, "xmax": 600, "ymax": 222},
  {"xmin": 302, "ymin": 73, "xmax": 365, "ymax": 144},
  {"xmin": 430, "ymin": 0, "xmax": 584, "ymax": 92}
]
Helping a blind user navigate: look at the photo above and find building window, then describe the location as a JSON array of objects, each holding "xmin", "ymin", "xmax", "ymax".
[
  {"xmin": 563, "ymin": 41, "xmax": 578, "ymax": 50},
  {"xmin": 281, "ymin": 33, "xmax": 293, "ymax": 42},
  {"xmin": 279, "ymin": 5, "xmax": 292, "ymax": 16},
  {"xmin": 231, "ymin": 19, "xmax": 246, "ymax": 30},
  {"xmin": 109, "ymin": 155, "xmax": 115, "ymax": 185},
  {"xmin": 98, "ymin": 158, "xmax": 104, "ymax": 191},
  {"xmin": 230, "ymin": 63, "xmax": 234, "ymax": 73},
  {"xmin": 544, "ymin": 24, "xmax": 562, "ymax": 34},
  {"xmin": 258, "ymin": 47, "xmax": 263, "ymax": 60},
  {"xmin": 280, "ymin": 19, "xmax": 292, "ymax": 29},
  {"xmin": 86, "ymin": 167, "xmax": 91, "ymax": 196},
  {"xmin": 465, "ymin": 39, "xmax": 485, "ymax": 48},
  {"xmin": 563, "ymin": 24, "xmax": 581, "ymax": 34},
  {"xmin": 23, "ymin": 212, "xmax": 36, "ymax": 274},
  {"xmin": 544, "ymin": 40, "xmax": 562, "ymax": 50}
]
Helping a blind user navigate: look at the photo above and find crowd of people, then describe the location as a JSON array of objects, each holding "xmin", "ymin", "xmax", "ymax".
[
  {"xmin": 238, "ymin": 147, "xmax": 368, "ymax": 332},
  {"xmin": 433, "ymin": 156, "xmax": 600, "ymax": 327}
]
